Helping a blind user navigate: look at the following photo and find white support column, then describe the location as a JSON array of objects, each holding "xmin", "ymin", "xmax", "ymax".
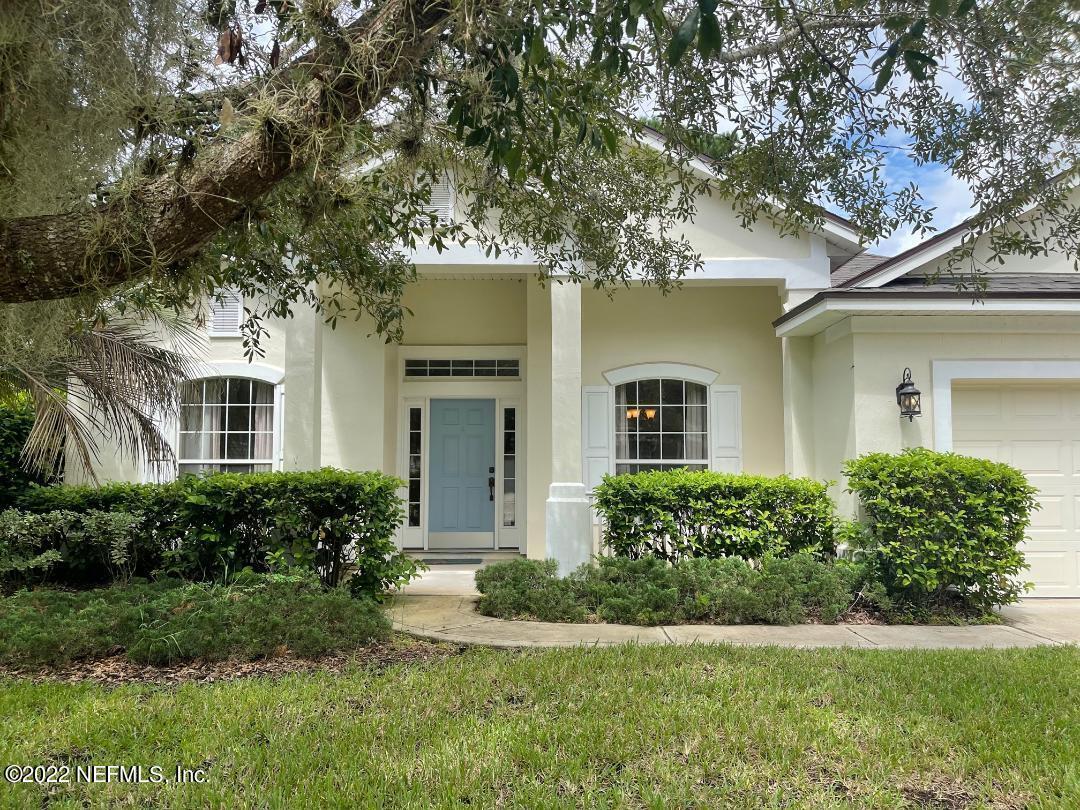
[
  {"xmin": 545, "ymin": 278, "xmax": 592, "ymax": 574},
  {"xmin": 282, "ymin": 299, "xmax": 323, "ymax": 470}
]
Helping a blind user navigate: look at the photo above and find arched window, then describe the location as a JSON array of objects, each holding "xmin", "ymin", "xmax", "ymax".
[
  {"xmin": 614, "ymin": 378, "xmax": 708, "ymax": 474},
  {"xmin": 178, "ymin": 377, "xmax": 276, "ymax": 475}
]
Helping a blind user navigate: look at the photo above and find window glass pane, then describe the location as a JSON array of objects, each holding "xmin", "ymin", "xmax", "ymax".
[
  {"xmin": 252, "ymin": 382, "xmax": 274, "ymax": 404},
  {"xmin": 685, "ymin": 406, "xmax": 707, "ymax": 432},
  {"xmin": 504, "ymin": 432, "xmax": 515, "ymax": 454},
  {"xmin": 226, "ymin": 406, "xmax": 252, "ymax": 432},
  {"xmin": 638, "ymin": 379, "xmax": 660, "ymax": 404},
  {"xmin": 203, "ymin": 379, "xmax": 227, "ymax": 404},
  {"xmin": 615, "ymin": 433, "xmax": 635, "ymax": 458},
  {"xmin": 409, "ymin": 454, "xmax": 421, "ymax": 478},
  {"xmin": 179, "ymin": 433, "xmax": 205, "ymax": 459},
  {"xmin": 661, "ymin": 379, "xmax": 684, "ymax": 405},
  {"xmin": 179, "ymin": 406, "xmax": 203, "ymax": 431},
  {"xmin": 410, "ymin": 409, "xmax": 421, "ymax": 431},
  {"xmin": 662, "ymin": 434, "xmax": 685, "ymax": 460},
  {"xmin": 686, "ymin": 382, "xmax": 707, "ymax": 405},
  {"xmin": 408, "ymin": 504, "xmax": 421, "ymax": 526},
  {"xmin": 408, "ymin": 480, "xmax": 420, "ymax": 501},
  {"xmin": 226, "ymin": 433, "xmax": 251, "ymax": 459},
  {"xmin": 409, "ymin": 432, "xmax": 421, "ymax": 455},
  {"xmin": 661, "ymin": 405, "xmax": 684, "ymax": 433},
  {"xmin": 638, "ymin": 433, "xmax": 661, "ymax": 459},
  {"xmin": 252, "ymin": 432, "xmax": 274, "ymax": 458},
  {"xmin": 615, "ymin": 382, "xmax": 637, "ymax": 407},
  {"xmin": 686, "ymin": 433, "xmax": 707, "ymax": 459},
  {"xmin": 638, "ymin": 407, "xmax": 659, "ymax": 432},
  {"xmin": 616, "ymin": 406, "xmax": 638, "ymax": 433},
  {"xmin": 504, "ymin": 456, "xmax": 515, "ymax": 479},
  {"xmin": 181, "ymin": 382, "xmax": 204, "ymax": 406},
  {"xmin": 229, "ymin": 379, "xmax": 252, "ymax": 404},
  {"xmin": 504, "ymin": 409, "xmax": 515, "ymax": 431}
]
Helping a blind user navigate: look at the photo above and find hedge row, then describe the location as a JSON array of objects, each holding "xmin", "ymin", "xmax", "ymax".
[
  {"xmin": 593, "ymin": 468, "xmax": 834, "ymax": 562},
  {"xmin": 2, "ymin": 469, "xmax": 418, "ymax": 597}
]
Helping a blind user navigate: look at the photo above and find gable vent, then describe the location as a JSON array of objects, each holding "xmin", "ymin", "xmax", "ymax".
[
  {"xmin": 208, "ymin": 288, "xmax": 243, "ymax": 335},
  {"xmin": 425, "ymin": 178, "xmax": 453, "ymax": 223}
]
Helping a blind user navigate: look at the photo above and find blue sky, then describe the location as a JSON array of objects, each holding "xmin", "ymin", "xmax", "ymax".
[{"xmin": 869, "ymin": 148, "xmax": 974, "ymax": 256}]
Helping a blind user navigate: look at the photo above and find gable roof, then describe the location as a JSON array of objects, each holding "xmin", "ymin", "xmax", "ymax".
[{"xmin": 831, "ymin": 253, "xmax": 887, "ymax": 286}]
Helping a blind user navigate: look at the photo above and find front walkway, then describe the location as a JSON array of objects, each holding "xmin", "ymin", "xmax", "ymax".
[{"xmin": 388, "ymin": 565, "xmax": 1080, "ymax": 649}]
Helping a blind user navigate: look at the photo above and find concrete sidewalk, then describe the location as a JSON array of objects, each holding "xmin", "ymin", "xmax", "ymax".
[{"xmin": 389, "ymin": 567, "xmax": 1080, "ymax": 649}]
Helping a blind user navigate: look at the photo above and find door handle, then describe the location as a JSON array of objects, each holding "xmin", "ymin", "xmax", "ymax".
[{"xmin": 488, "ymin": 476, "xmax": 495, "ymax": 501}]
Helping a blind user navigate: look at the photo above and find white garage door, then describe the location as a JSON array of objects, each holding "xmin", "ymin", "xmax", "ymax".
[{"xmin": 953, "ymin": 382, "xmax": 1080, "ymax": 597}]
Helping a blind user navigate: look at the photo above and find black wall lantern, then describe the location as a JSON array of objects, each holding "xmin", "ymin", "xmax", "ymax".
[{"xmin": 896, "ymin": 368, "xmax": 922, "ymax": 421}]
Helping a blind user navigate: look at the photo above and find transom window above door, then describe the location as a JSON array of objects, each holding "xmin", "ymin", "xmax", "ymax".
[
  {"xmin": 178, "ymin": 378, "xmax": 275, "ymax": 475},
  {"xmin": 615, "ymin": 378, "xmax": 708, "ymax": 474},
  {"xmin": 405, "ymin": 358, "xmax": 520, "ymax": 379}
]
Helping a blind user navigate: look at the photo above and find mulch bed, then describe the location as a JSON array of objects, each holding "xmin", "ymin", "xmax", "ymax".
[{"xmin": 0, "ymin": 636, "xmax": 465, "ymax": 687}]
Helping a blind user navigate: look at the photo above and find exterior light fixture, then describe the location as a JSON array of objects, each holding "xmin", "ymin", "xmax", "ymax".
[{"xmin": 896, "ymin": 368, "xmax": 922, "ymax": 421}]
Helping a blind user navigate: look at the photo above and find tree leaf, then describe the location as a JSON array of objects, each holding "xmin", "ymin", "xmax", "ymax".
[
  {"xmin": 929, "ymin": 0, "xmax": 950, "ymax": 15},
  {"xmin": 956, "ymin": 0, "xmax": 976, "ymax": 15},
  {"xmin": 697, "ymin": 12, "xmax": 722, "ymax": 58},
  {"xmin": 874, "ymin": 57, "xmax": 895, "ymax": 92},
  {"xmin": 667, "ymin": 8, "xmax": 700, "ymax": 66}
]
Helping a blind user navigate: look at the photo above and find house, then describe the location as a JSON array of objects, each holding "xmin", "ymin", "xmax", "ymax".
[{"xmin": 83, "ymin": 156, "xmax": 1080, "ymax": 598}]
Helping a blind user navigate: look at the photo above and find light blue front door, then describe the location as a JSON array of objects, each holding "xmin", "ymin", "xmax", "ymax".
[{"xmin": 428, "ymin": 399, "xmax": 496, "ymax": 548}]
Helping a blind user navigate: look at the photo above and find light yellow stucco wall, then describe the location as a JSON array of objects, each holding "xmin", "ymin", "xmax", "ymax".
[
  {"xmin": 581, "ymin": 284, "xmax": 787, "ymax": 475},
  {"xmin": 797, "ymin": 314, "xmax": 1080, "ymax": 514},
  {"xmin": 670, "ymin": 193, "xmax": 812, "ymax": 260},
  {"xmin": 400, "ymin": 278, "xmax": 527, "ymax": 345},
  {"xmin": 319, "ymin": 315, "xmax": 390, "ymax": 472},
  {"xmin": 807, "ymin": 323, "xmax": 857, "ymax": 511}
]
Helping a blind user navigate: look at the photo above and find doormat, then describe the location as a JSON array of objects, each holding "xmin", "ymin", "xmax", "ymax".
[{"xmin": 420, "ymin": 558, "xmax": 485, "ymax": 565}]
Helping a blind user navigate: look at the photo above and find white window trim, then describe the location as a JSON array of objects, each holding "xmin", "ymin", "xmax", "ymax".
[
  {"xmin": 933, "ymin": 359, "xmax": 1080, "ymax": 452},
  {"xmin": 604, "ymin": 362, "xmax": 718, "ymax": 387},
  {"xmin": 174, "ymin": 362, "xmax": 285, "ymax": 475}
]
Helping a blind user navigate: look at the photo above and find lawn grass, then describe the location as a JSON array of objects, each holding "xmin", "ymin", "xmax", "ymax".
[{"xmin": 1, "ymin": 644, "xmax": 1077, "ymax": 808}]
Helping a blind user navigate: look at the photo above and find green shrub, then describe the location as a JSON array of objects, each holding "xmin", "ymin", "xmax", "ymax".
[
  {"xmin": 15, "ymin": 469, "xmax": 419, "ymax": 597},
  {"xmin": 844, "ymin": 449, "xmax": 1038, "ymax": 609},
  {"xmin": 475, "ymin": 558, "xmax": 584, "ymax": 622},
  {"xmin": 0, "ymin": 509, "xmax": 150, "ymax": 592},
  {"xmin": 0, "ymin": 575, "xmax": 390, "ymax": 668},
  {"xmin": 0, "ymin": 401, "xmax": 50, "ymax": 510},
  {"xmin": 593, "ymin": 468, "xmax": 835, "ymax": 562},
  {"xmin": 474, "ymin": 554, "xmax": 885, "ymax": 626}
]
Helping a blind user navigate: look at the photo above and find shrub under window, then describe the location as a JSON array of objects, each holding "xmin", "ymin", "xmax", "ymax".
[{"xmin": 593, "ymin": 468, "xmax": 835, "ymax": 561}]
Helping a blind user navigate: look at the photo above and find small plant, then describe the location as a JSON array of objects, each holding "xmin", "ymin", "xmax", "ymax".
[
  {"xmin": 593, "ymin": 469, "xmax": 834, "ymax": 562},
  {"xmin": 845, "ymin": 449, "xmax": 1038, "ymax": 610}
]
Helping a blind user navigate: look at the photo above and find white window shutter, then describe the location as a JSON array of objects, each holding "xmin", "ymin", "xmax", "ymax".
[
  {"xmin": 209, "ymin": 288, "xmax": 243, "ymax": 335},
  {"xmin": 582, "ymin": 386, "xmax": 613, "ymax": 491},
  {"xmin": 710, "ymin": 385, "xmax": 741, "ymax": 472}
]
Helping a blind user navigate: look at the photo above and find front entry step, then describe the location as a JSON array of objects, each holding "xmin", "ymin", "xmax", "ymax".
[{"xmin": 411, "ymin": 549, "xmax": 524, "ymax": 566}]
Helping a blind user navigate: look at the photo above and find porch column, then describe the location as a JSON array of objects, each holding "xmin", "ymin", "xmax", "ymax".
[{"xmin": 545, "ymin": 278, "xmax": 592, "ymax": 574}]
